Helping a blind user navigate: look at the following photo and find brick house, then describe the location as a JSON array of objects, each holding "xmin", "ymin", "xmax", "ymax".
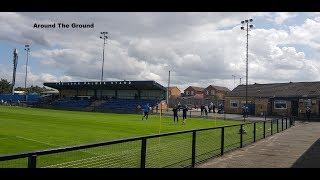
[
  {"xmin": 183, "ymin": 86, "xmax": 205, "ymax": 97},
  {"xmin": 224, "ymin": 81, "xmax": 320, "ymax": 118},
  {"xmin": 204, "ymin": 85, "xmax": 230, "ymax": 99},
  {"xmin": 168, "ymin": 86, "xmax": 181, "ymax": 99}
]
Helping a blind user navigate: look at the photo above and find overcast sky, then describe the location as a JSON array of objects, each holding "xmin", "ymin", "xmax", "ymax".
[{"xmin": 1, "ymin": 12, "xmax": 320, "ymax": 91}]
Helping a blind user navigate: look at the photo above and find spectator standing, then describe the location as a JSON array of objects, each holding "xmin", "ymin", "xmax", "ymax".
[
  {"xmin": 182, "ymin": 106, "xmax": 188, "ymax": 125},
  {"xmin": 209, "ymin": 102, "xmax": 213, "ymax": 113},
  {"xmin": 219, "ymin": 103, "xmax": 224, "ymax": 113},
  {"xmin": 173, "ymin": 106, "xmax": 179, "ymax": 123},
  {"xmin": 200, "ymin": 105, "xmax": 204, "ymax": 116},
  {"xmin": 204, "ymin": 105, "xmax": 208, "ymax": 117},
  {"xmin": 178, "ymin": 102, "xmax": 181, "ymax": 112},
  {"xmin": 245, "ymin": 106, "xmax": 249, "ymax": 117},
  {"xmin": 242, "ymin": 105, "xmax": 246, "ymax": 119},
  {"xmin": 306, "ymin": 107, "xmax": 311, "ymax": 122}
]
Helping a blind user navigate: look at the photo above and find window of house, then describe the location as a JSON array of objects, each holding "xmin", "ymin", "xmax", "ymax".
[
  {"xmin": 230, "ymin": 100, "xmax": 238, "ymax": 108},
  {"xmin": 206, "ymin": 90, "xmax": 209, "ymax": 95},
  {"xmin": 304, "ymin": 99, "xmax": 312, "ymax": 106},
  {"xmin": 274, "ymin": 100, "xmax": 287, "ymax": 109},
  {"xmin": 211, "ymin": 90, "xmax": 215, "ymax": 95},
  {"xmin": 191, "ymin": 91, "xmax": 194, "ymax": 95},
  {"xmin": 186, "ymin": 91, "xmax": 189, "ymax": 95}
]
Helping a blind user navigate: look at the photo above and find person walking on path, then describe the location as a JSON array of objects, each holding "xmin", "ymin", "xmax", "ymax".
[
  {"xmin": 182, "ymin": 106, "xmax": 188, "ymax": 125},
  {"xmin": 200, "ymin": 105, "xmax": 204, "ymax": 116},
  {"xmin": 306, "ymin": 107, "xmax": 311, "ymax": 122},
  {"xmin": 242, "ymin": 105, "xmax": 246, "ymax": 119},
  {"xmin": 173, "ymin": 106, "xmax": 179, "ymax": 123},
  {"xmin": 204, "ymin": 105, "xmax": 208, "ymax": 118},
  {"xmin": 209, "ymin": 102, "xmax": 213, "ymax": 113},
  {"xmin": 141, "ymin": 103, "xmax": 150, "ymax": 120}
]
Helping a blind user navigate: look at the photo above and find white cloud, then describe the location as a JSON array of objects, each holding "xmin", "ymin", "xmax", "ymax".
[
  {"xmin": 1, "ymin": 12, "xmax": 320, "ymax": 92},
  {"xmin": 289, "ymin": 17, "xmax": 320, "ymax": 50},
  {"xmin": 274, "ymin": 12, "xmax": 297, "ymax": 25}
]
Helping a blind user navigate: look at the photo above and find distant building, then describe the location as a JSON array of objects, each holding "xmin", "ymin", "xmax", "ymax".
[
  {"xmin": 183, "ymin": 86, "xmax": 205, "ymax": 97},
  {"xmin": 43, "ymin": 80, "xmax": 166, "ymax": 100},
  {"xmin": 168, "ymin": 86, "xmax": 181, "ymax": 99},
  {"xmin": 224, "ymin": 81, "xmax": 320, "ymax": 118},
  {"xmin": 204, "ymin": 85, "xmax": 230, "ymax": 100}
]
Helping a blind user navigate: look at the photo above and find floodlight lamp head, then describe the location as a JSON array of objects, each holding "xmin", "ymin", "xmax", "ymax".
[
  {"xmin": 249, "ymin": 19, "xmax": 253, "ymax": 22},
  {"xmin": 241, "ymin": 27, "xmax": 244, "ymax": 30},
  {"xmin": 249, "ymin": 25, "xmax": 253, "ymax": 28},
  {"xmin": 245, "ymin": 20, "xmax": 248, "ymax": 23},
  {"xmin": 100, "ymin": 36, "xmax": 102, "ymax": 39},
  {"xmin": 241, "ymin": 21, "xmax": 244, "ymax": 24},
  {"xmin": 25, "ymin": 44, "xmax": 29, "ymax": 47}
]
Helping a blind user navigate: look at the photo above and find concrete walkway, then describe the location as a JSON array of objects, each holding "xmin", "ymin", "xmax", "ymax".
[{"xmin": 196, "ymin": 121, "xmax": 320, "ymax": 168}]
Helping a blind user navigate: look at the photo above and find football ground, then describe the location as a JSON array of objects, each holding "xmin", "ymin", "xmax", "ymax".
[
  {"xmin": 0, "ymin": 106, "xmax": 255, "ymax": 168},
  {"xmin": 0, "ymin": 106, "xmax": 242, "ymax": 155}
]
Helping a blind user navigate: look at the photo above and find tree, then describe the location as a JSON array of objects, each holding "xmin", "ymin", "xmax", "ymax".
[
  {"xmin": 29, "ymin": 85, "xmax": 52, "ymax": 93},
  {"xmin": 0, "ymin": 79, "xmax": 51, "ymax": 94},
  {"xmin": 14, "ymin": 87, "xmax": 26, "ymax": 91},
  {"xmin": 0, "ymin": 79, "xmax": 12, "ymax": 94},
  {"xmin": 15, "ymin": 85, "xmax": 51, "ymax": 94}
]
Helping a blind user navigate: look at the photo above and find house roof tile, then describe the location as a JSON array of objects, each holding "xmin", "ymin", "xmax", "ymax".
[{"xmin": 226, "ymin": 81, "xmax": 320, "ymax": 98}]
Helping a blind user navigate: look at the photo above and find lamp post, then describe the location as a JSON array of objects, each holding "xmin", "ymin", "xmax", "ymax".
[
  {"xmin": 215, "ymin": 108, "xmax": 218, "ymax": 127},
  {"xmin": 24, "ymin": 45, "xmax": 30, "ymax": 89},
  {"xmin": 100, "ymin": 32, "xmax": 108, "ymax": 100},
  {"xmin": 167, "ymin": 70, "xmax": 170, "ymax": 112},
  {"xmin": 12, "ymin": 49, "xmax": 18, "ymax": 95},
  {"xmin": 24, "ymin": 45, "xmax": 30, "ymax": 103},
  {"xmin": 232, "ymin": 75, "xmax": 236, "ymax": 89},
  {"xmin": 100, "ymin": 32, "xmax": 108, "ymax": 82},
  {"xmin": 258, "ymin": 89, "xmax": 261, "ymax": 116},
  {"xmin": 241, "ymin": 19, "xmax": 254, "ymax": 120}
]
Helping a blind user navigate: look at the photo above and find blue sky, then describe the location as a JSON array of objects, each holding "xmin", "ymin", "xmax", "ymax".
[{"xmin": 1, "ymin": 12, "xmax": 320, "ymax": 91}]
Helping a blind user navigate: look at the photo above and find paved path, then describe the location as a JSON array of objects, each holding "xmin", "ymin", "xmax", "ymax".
[
  {"xmin": 159, "ymin": 110, "xmax": 272, "ymax": 122},
  {"xmin": 196, "ymin": 121, "xmax": 320, "ymax": 168}
]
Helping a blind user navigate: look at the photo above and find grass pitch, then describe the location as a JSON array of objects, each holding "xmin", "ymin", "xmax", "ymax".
[
  {"xmin": 0, "ymin": 106, "xmax": 240, "ymax": 156},
  {"xmin": 1, "ymin": 106, "xmax": 282, "ymax": 168}
]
